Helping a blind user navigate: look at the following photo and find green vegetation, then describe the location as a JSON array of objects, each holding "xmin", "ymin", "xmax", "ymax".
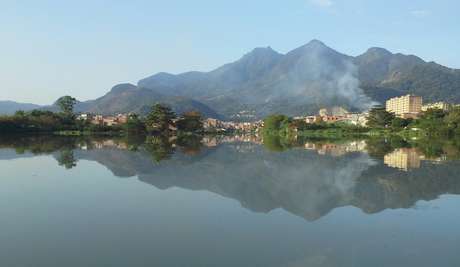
[
  {"xmin": 176, "ymin": 111, "xmax": 203, "ymax": 133},
  {"xmin": 364, "ymin": 106, "xmax": 460, "ymax": 138},
  {"xmin": 262, "ymin": 106, "xmax": 460, "ymax": 142},
  {"xmin": 0, "ymin": 110, "xmax": 85, "ymax": 133},
  {"xmin": 262, "ymin": 114, "xmax": 368, "ymax": 140},
  {"xmin": 145, "ymin": 104, "xmax": 177, "ymax": 133},
  {"xmin": 263, "ymin": 114, "xmax": 291, "ymax": 132},
  {"xmin": 260, "ymin": 106, "xmax": 460, "ymax": 160},
  {"xmin": 123, "ymin": 114, "xmax": 146, "ymax": 134},
  {"xmin": 366, "ymin": 106, "xmax": 395, "ymax": 128},
  {"xmin": 56, "ymin": 96, "xmax": 77, "ymax": 117},
  {"xmin": 0, "ymin": 99, "xmax": 205, "ymax": 136}
]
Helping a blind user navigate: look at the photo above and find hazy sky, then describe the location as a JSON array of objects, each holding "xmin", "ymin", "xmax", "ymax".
[{"xmin": 1, "ymin": 0, "xmax": 459, "ymax": 104}]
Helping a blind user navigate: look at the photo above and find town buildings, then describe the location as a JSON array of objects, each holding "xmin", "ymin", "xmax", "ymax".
[
  {"xmin": 421, "ymin": 102, "xmax": 451, "ymax": 112},
  {"xmin": 319, "ymin": 106, "xmax": 349, "ymax": 117},
  {"xmin": 77, "ymin": 113, "xmax": 129, "ymax": 126},
  {"xmin": 295, "ymin": 109, "xmax": 368, "ymax": 127},
  {"xmin": 203, "ymin": 118, "xmax": 264, "ymax": 132},
  {"xmin": 385, "ymin": 94, "xmax": 422, "ymax": 118},
  {"xmin": 343, "ymin": 113, "xmax": 369, "ymax": 126},
  {"xmin": 305, "ymin": 115, "xmax": 323, "ymax": 124}
]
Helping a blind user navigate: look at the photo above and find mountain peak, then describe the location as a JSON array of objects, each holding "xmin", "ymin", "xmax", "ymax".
[
  {"xmin": 292, "ymin": 39, "xmax": 335, "ymax": 54},
  {"xmin": 307, "ymin": 39, "xmax": 326, "ymax": 46},
  {"xmin": 109, "ymin": 83, "xmax": 137, "ymax": 94},
  {"xmin": 285, "ymin": 39, "xmax": 345, "ymax": 60},
  {"xmin": 365, "ymin": 47, "xmax": 393, "ymax": 56},
  {"xmin": 242, "ymin": 46, "xmax": 281, "ymax": 59}
]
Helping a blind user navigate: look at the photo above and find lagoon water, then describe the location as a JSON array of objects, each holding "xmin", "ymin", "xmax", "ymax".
[{"xmin": 1, "ymin": 135, "xmax": 460, "ymax": 267}]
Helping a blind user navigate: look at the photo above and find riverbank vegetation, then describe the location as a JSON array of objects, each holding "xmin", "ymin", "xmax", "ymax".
[
  {"xmin": 0, "ymin": 96, "xmax": 205, "ymax": 136},
  {"xmin": 262, "ymin": 106, "xmax": 460, "ymax": 140}
]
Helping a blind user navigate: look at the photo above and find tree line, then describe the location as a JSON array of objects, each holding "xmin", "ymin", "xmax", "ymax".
[
  {"xmin": 366, "ymin": 106, "xmax": 460, "ymax": 137},
  {"xmin": 262, "ymin": 105, "xmax": 460, "ymax": 139},
  {"xmin": 0, "ymin": 96, "xmax": 204, "ymax": 134}
]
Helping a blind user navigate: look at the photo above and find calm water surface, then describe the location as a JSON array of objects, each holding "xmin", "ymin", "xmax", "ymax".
[{"xmin": 0, "ymin": 135, "xmax": 459, "ymax": 267}]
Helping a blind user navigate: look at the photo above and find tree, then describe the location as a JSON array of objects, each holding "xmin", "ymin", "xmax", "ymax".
[
  {"xmin": 263, "ymin": 114, "xmax": 290, "ymax": 132},
  {"xmin": 56, "ymin": 96, "xmax": 77, "ymax": 116},
  {"xmin": 14, "ymin": 110, "xmax": 26, "ymax": 117},
  {"xmin": 444, "ymin": 107, "xmax": 460, "ymax": 135},
  {"xmin": 124, "ymin": 113, "xmax": 145, "ymax": 133},
  {"xmin": 367, "ymin": 106, "xmax": 395, "ymax": 128},
  {"xmin": 176, "ymin": 134, "xmax": 203, "ymax": 155},
  {"xmin": 414, "ymin": 108, "xmax": 449, "ymax": 136},
  {"xmin": 176, "ymin": 111, "xmax": 203, "ymax": 132},
  {"xmin": 391, "ymin": 117, "xmax": 412, "ymax": 129},
  {"xmin": 145, "ymin": 104, "xmax": 177, "ymax": 133},
  {"xmin": 421, "ymin": 108, "xmax": 446, "ymax": 120}
]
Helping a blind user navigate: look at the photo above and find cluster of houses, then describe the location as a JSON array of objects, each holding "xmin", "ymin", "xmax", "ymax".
[
  {"xmin": 203, "ymin": 118, "xmax": 264, "ymax": 132},
  {"xmin": 77, "ymin": 113, "xmax": 129, "ymax": 126},
  {"xmin": 294, "ymin": 107, "xmax": 369, "ymax": 127}
]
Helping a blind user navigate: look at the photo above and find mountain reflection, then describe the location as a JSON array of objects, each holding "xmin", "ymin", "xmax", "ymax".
[{"xmin": 1, "ymin": 134, "xmax": 460, "ymax": 221}]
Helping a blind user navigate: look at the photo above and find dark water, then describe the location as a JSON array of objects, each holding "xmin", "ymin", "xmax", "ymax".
[{"xmin": 1, "ymin": 135, "xmax": 460, "ymax": 267}]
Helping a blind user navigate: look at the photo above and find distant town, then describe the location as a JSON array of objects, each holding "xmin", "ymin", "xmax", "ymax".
[{"xmin": 74, "ymin": 94, "xmax": 459, "ymax": 133}]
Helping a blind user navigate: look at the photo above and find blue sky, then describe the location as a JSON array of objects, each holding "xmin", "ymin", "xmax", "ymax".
[{"xmin": 1, "ymin": 0, "xmax": 459, "ymax": 104}]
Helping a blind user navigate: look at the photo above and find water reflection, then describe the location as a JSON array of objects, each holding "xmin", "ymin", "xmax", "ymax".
[{"xmin": 1, "ymin": 134, "xmax": 460, "ymax": 221}]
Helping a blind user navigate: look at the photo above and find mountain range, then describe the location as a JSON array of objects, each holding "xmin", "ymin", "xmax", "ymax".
[
  {"xmin": 0, "ymin": 101, "xmax": 41, "ymax": 115},
  {"xmin": 3, "ymin": 40, "xmax": 460, "ymax": 120}
]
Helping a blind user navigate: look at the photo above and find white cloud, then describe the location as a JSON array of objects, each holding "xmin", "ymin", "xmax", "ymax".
[
  {"xmin": 309, "ymin": 0, "xmax": 334, "ymax": 8},
  {"xmin": 410, "ymin": 9, "xmax": 431, "ymax": 18}
]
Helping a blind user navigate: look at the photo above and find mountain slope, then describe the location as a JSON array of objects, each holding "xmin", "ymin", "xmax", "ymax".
[
  {"xmin": 0, "ymin": 101, "xmax": 41, "ymax": 115},
  {"xmin": 355, "ymin": 48, "xmax": 460, "ymax": 103},
  {"xmin": 138, "ymin": 47, "xmax": 283, "ymax": 100},
  {"xmin": 4, "ymin": 40, "xmax": 460, "ymax": 119},
  {"xmin": 139, "ymin": 40, "xmax": 375, "ymax": 119},
  {"xmin": 76, "ymin": 83, "xmax": 221, "ymax": 118},
  {"xmin": 137, "ymin": 41, "xmax": 460, "ymax": 119}
]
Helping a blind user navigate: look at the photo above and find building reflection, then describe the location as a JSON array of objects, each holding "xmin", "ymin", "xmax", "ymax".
[
  {"xmin": 1, "ymin": 134, "xmax": 460, "ymax": 221},
  {"xmin": 384, "ymin": 148, "xmax": 421, "ymax": 171},
  {"xmin": 74, "ymin": 136, "xmax": 451, "ymax": 171},
  {"xmin": 202, "ymin": 134, "xmax": 263, "ymax": 147},
  {"xmin": 304, "ymin": 140, "xmax": 367, "ymax": 157},
  {"xmin": 383, "ymin": 147, "xmax": 448, "ymax": 171}
]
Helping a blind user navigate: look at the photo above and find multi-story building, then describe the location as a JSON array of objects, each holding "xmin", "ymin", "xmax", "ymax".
[
  {"xmin": 421, "ymin": 102, "xmax": 451, "ymax": 112},
  {"xmin": 386, "ymin": 94, "xmax": 422, "ymax": 118}
]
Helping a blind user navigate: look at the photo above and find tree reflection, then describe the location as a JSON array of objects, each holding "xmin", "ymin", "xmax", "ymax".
[
  {"xmin": 2, "ymin": 134, "xmax": 460, "ymax": 221},
  {"xmin": 144, "ymin": 135, "xmax": 175, "ymax": 162},
  {"xmin": 262, "ymin": 133, "xmax": 295, "ymax": 152},
  {"xmin": 176, "ymin": 134, "xmax": 203, "ymax": 155},
  {"xmin": 56, "ymin": 149, "xmax": 77, "ymax": 169}
]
